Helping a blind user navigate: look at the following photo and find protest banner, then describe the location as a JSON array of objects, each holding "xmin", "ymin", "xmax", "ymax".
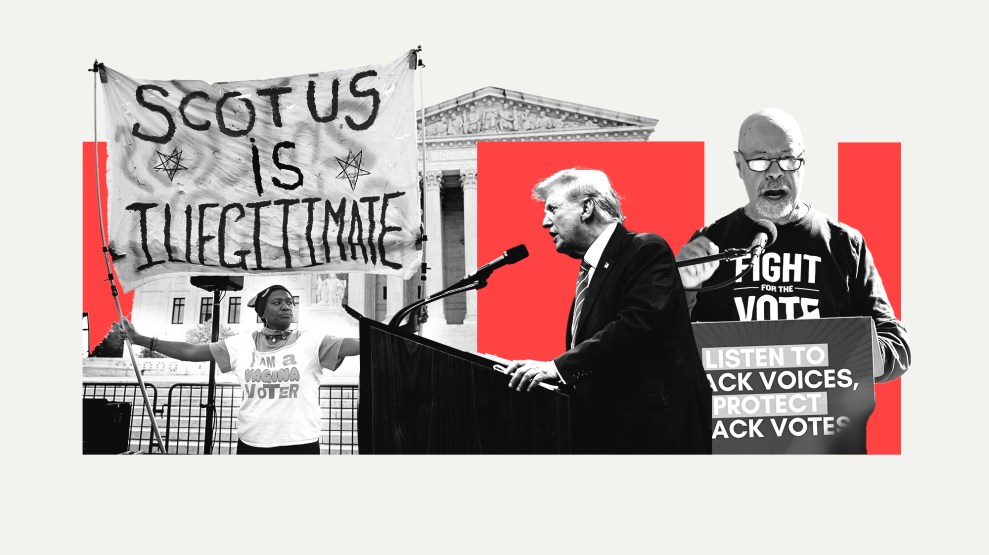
[
  {"xmin": 101, "ymin": 53, "xmax": 421, "ymax": 291},
  {"xmin": 693, "ymin": 317, "xmax": 879, "ymax": 454}
]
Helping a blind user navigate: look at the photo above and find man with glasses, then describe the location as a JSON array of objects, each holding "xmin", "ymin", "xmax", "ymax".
[
  {"xmin": 676, "ymin": 109, "xmax": 910, "ymax": 382},
  {"xmin": 505, "ymin": 169, "xmax": 711, "ymax": 454}
]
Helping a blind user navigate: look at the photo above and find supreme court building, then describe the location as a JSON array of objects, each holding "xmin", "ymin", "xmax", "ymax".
[{"xmin": 124, "ymin": 87, "xmax": 657, "ymax": 366}]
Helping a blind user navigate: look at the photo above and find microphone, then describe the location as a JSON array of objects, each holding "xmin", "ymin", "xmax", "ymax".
[
  {"xmin": 455, "ymin": 244, "xmax": 528, "ymax": 287},
  {"xmin": 387, "ymin": 244, "xmax": 529, "ymax": 328},
  {"xmin": 749, "ymin": 219, "xmax": 778, "ymax": 256}
]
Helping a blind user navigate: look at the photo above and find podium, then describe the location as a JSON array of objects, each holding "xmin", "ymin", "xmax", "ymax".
[{"xmin": 355, "ymin": 316, "xmax": 571, "ymax": 454}]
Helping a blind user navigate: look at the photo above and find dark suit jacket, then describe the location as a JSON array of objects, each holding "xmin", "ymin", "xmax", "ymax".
[{"xmin": 554, "ymin": 225, "xmax": 712, "ymax": 454}]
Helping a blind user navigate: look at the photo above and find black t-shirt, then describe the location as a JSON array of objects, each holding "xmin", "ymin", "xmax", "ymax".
[{"xmin": 689, "ymin": 206, "xmax": 910, "ymax": 381}]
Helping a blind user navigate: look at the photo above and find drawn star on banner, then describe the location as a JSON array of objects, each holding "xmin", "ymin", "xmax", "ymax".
[
  {"xmin": 153, "ymin": 148, "xmax": 188, "ymax": 181},
  {"xmin": 335, "ymin": 150, "xmax": 371, "ymax": 191}
]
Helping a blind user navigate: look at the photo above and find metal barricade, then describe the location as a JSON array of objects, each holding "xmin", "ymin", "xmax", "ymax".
[
  {"xmin": 320, "ymin": 385, "xmax": 359, "ymax": 454},
  {"xmin": 82, "ymin": 382, "xmax": 160, "ymax": 453},
  {"xmin": 164, "ymin": 384, "xmax": 240, "ymax": 454},
  {"xmin": 163, "ymin": 383, "xmax": 359, "ymax": 454}
]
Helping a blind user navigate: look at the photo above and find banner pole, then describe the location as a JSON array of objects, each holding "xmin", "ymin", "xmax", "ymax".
[
  {"xmin": 414, "ymin": 46, "xmax": 427, "ymax": 196},
  {"xmin": 414, "ymin": 47, "xmax": 429, "ymax": 307},
  {"xmin": 89, "ymin": 61, "xmax": 167, "ymax": 454}
]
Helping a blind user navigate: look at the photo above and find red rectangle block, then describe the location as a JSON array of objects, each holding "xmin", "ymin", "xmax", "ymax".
[
  {"xmin": 83, "ymin": 142, "xmax": 133, "ymax": 352},
  {"xmin": 838, "ymin": 143, "xmax": 901, "ymax": 454},
  {"xmin": 476, "ymin": 142, "xmax": 704, "ymax": 367}
]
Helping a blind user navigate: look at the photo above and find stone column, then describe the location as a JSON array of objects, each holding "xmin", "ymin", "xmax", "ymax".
[
  {"xmin": 423, "ymin": 170, "xmax": 447, "ymax": 324},
  {"xmin": 347, "ymin": 274, "xmax": 376, "ymax": 318},
  {"xmin": 386, "ymin": 275, "xmax": 405, "ymax": 323},
  {"xmin": 460, "ymin": 168, "xmax": 478, "ymax": 323}
]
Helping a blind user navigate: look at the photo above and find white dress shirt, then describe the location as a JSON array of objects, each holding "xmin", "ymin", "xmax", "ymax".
[{"xmin": 581, "ymin": 222, "xmax": 618, "ymax": 286}]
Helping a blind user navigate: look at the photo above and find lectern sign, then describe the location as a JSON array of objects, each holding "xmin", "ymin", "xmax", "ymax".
[{"xmin": 692, "ymin": 317, "xmax": 878, "ymax": 454}]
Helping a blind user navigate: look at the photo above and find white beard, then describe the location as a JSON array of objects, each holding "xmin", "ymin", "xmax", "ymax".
[{"xmin": 754, "ymin": 195, "xmax": 797, "ymax": 222}]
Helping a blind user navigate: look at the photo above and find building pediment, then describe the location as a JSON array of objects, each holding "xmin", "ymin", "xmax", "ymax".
[{"xmin": 417, "ymin": 87, "xmax": 657, "ymax": 143}]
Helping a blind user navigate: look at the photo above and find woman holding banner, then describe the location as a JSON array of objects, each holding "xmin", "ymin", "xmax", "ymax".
[{"xmin": 115, "ymin": 284, "xmax": 359, "ymax": 454}]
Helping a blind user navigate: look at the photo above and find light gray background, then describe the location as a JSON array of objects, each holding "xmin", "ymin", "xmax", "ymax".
[{"xmin": 3, "ymin": 1, "xmax": 985, "ymax": 552}]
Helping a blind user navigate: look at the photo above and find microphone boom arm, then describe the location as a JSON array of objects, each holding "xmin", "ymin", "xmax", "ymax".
[
  {"xmin": 388, "ymin": 279, "xmax": 487, "ymax": 328},
  {"xmin": 675, "ymin": 247, "xmax": 750, "ymax": 268},
  {"xmin": 680, "ymin": 218, "xmax": 776, "ymax": 292},
  {"xmin": 388, "ymin": 243, "xmax": 528, "ymax": 329},
  {"xmin": 678, "ymin": 245, "xmax": 763, "ymax": 292}
]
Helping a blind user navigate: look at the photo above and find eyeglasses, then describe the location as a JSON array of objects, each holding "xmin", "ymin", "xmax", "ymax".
[{"xmin": 744, "ymin": 156, "xmax": 805, "ymax": 172}]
